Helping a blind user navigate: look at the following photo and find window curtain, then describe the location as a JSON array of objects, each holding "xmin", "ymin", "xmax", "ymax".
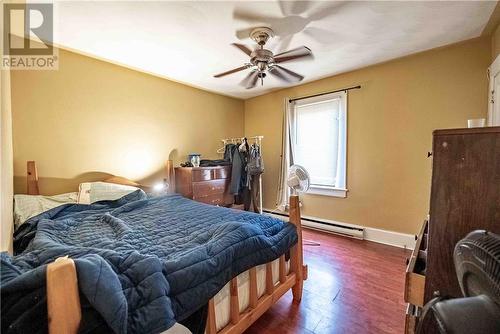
[
  {"xmin": 276, "ymin": 91, "xmax": 348, "ymax": 208},
  {"xmin": 1, "ymin": 66, "xmax": 14, "ymax": 253},
  {"xmin": 335, "ymin": 92, "xmax": 347, "ymax": 190},
  {"xmin": 276, "ymin": 98, "xmax": 295, "ymax": 211}
]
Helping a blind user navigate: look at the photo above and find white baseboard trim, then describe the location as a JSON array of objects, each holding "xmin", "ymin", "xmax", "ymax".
[
  {"xmin": 364, "ymin": 227, "xmax": 415, "ymax": 250},
  {"xmin": 263, "ymin": 208, "xmax": 416, "ymax": 250}
]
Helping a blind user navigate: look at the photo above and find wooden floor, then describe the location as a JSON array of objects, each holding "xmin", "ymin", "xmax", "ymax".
[{"xmin": 245, "ymin": 229, "xmax": 410, "ymax": 334}]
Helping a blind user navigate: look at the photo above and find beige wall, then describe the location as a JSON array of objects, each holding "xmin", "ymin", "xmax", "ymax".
[
  {"xmin": 492, "ymin": 24, "xmax": 500, "ymax": 60},
  {"xmin": 11, "ymin": 48, "xmax": 244, "ymax": 195},
  {"xmin": 245, "ymin": 37, "xmax": 491, "ymax": 235}
]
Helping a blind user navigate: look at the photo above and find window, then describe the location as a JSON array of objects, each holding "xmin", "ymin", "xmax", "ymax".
[{"xmin": 291, "ymin": 91, "xmax": 347, "ymax": 197}]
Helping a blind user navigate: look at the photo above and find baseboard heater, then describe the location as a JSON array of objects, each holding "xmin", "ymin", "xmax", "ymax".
[{"xmin": 263, "ymin": 209, "xmax": 364, "ymax": 240}]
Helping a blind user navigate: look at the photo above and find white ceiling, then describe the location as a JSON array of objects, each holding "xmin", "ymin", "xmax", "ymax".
[{"xmin": 51, "ymin": 1, "xmax": 496, "ymax": 99}]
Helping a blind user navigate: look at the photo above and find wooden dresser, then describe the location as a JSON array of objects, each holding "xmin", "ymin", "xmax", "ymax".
[
  {"xmin": 404, "ymin": 127, "xmax": 500, "ymax": 333},
  {"xmin": 175, "ymin": 166, "xmax": 234, "ymax": 207}
]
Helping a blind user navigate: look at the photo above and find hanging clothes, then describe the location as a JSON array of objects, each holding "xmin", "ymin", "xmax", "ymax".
[
  {"xmin": 225, "ymin": 143, "xmax": 247, "ymax": 195},
  {"xmin": 247, "ymin": 143, "xmax": 264, "ymax": 176},
  {"xmin": 223, "ymin": 138, "xmax": 264, "ymax": 212},
  {"xmin": 245, "ymin": 142, "xmax": 264, "ymax": 212}
]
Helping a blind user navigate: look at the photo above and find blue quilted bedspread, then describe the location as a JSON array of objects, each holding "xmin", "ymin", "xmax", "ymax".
[{"xmin": 1, "ymin": 191, "xmax": 297, "ymax": 334}]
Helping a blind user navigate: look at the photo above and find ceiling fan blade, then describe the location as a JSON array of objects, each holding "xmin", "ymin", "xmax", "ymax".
[
  {"xmin": 302, "ymin": 27, "xmax": 336, "ymax": 44},
  {"xmin": 269, "ymin": 65, "xmax": 304, "ymax": 82},
  {"xmin": 277, "ymin": 35, "xmax": 293, "ymax": 54},
  {"xmin": 268, "ymin": 67, "xmax": 291, "ymax": 82},
  {"xmin": 213, "ymin": 65, "xmax": 248, "ymax": 78},
  {"xmin": 240, "ymin": 70, "xmax": 259, "ymax": 89},
  {"xmin": 274, "ymin": 46, "xmax": 312, "ymax": 60},
  {"xmin": 290, "ymin": 1, "xmax": 314, "ymax": 15},
  {"xmin": 232, "ymin": 43, "xmax": 253, "ymax": 56},
  {"xmin": 274, "ymin": 52, "xmax": 313, "ymax": 63},
  {"xmin": 233, "ymin": 9, "xmax": 278, "ymax": 24},
  {"xmin": 278, "ymin": 0, "xmax": 292, "ymax": 16},
  {"xmin": 236, "ymin": 27, "xmax": 257, "ymax": 40},
  {"xmin": 307, "ymin": 1, "xmax": 350, "ymax": 22}
]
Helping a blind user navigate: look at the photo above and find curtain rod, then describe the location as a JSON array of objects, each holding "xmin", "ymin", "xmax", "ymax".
[{"xmin": 289, "ymin": 85, "xmax": 361, "ymax": 103}]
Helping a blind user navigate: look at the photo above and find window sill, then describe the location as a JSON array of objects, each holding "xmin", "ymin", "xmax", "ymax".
[{"xmin": 306, "ymin": 185, "xmax": 348, "ymax": 198}]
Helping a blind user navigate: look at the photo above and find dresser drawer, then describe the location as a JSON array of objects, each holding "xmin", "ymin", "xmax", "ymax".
[
  {"xmin": 193, "ymin": 179, "xmax": 227, "ymax": 197},
  {"xmin": 213, "ymin": 166, "xmax": 231, "ymax": 179},
  {"xmin": 192, "ymin": 169, "xmax": 213, "ymax": 182},
  {"xmin": 405, "ymin": 220, "xmax": 428, "ymax": 307},
  {"xmin": 405, "ymin": 303, "xmax": 419, "ymax": 334},
  {"xmin": 193, "ymin": 193, "xmax": 224, "ymax": 206},
  {"xmin": 175, "ymin": 166, "xmax": 233, "ymax": 207}
]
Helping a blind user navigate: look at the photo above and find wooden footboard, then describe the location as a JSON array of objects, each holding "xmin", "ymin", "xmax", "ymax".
[
  {"xmin": 205, "ymin": 194, "xmax": 306, "ymax": 334},
  {"xmin": 46, "ymin": 257, "xmax": 81, "ymax": 334}
]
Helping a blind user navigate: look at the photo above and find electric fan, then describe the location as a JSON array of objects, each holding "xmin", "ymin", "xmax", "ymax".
[
  {"xmin": 417, "ymin": 230, "xmax": 500, "ymax": 333},
  {"xmin": 287, "ymin": 165, "xmax": 319, "ymax": 247},
  {"xmin": 287, "ymin": 165, "xmax": 310, "ymax": 195}
]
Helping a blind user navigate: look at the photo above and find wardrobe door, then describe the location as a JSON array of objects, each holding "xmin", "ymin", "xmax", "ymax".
[{"xmin": 425, "ymin": 127, "xmax": 500, "ymax": 303}]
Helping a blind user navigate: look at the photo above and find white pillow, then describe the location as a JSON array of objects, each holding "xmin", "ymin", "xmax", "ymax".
[
  {"xmin": 14, "ymin": 192, "xmax": 78, "ymax": 228},
  {"xmin": 77, "ymin": 182, "xmax": 138, "ymax": 204}
]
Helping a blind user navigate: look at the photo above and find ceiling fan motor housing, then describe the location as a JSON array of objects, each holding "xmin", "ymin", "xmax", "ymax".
[
  {"xmin": 250, "ymin": 27, "xmax": 274, "ymax": 45},
  {"xmin": 251, "ymin": 49, "xmax": 274, "ymax": 71}
]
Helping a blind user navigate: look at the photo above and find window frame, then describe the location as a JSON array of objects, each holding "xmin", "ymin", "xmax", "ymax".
[{"xmin": 291, "ymin": 91, "xmax": 348, "ymax": 198}]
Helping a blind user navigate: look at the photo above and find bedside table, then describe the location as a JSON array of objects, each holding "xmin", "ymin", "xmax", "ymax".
[{"xmin": 175, "ymin": 166, "xmax": 234, "ymax": 207}]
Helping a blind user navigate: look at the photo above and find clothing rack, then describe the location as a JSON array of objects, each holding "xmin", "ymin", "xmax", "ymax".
[
  {"xmin": 219, "ymin": 135, "xmax": 264, "ymax": 214},
  {"xmin": 220, "ymin": 135, "xmax": 264, "ymax": 147}
]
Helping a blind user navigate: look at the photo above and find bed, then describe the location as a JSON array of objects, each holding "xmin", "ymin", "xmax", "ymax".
[{"xmin": 2, "ymin": 161, "xmax": 306, "ymax": 334}]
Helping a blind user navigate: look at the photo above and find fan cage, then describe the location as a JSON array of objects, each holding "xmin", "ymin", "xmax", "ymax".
[{"xmin": 454, "ymin": 231, "xmax": 500, "ymax": 305}]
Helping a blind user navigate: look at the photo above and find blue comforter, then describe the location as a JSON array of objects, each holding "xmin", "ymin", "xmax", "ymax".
[{"xmin": 1, "ymin": 191, "xmax": 297, "ymax": 333}]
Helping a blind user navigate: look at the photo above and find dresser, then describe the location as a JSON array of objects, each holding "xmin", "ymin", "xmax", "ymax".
[
  {"xmin": 404, "ymin": 127, "xmax": 500, "ymax": 333},
  {"xmin": 175, "ymin": 166, "xmax": 234, "ymax": 207}
]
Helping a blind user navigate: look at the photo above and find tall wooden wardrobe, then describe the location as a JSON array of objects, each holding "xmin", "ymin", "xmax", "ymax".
[{"xmin": 405, "ymin": 127, "xmax": 500, "ymax": 333}]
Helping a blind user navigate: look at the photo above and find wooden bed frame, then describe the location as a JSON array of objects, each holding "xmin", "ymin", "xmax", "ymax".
[{"xmin": 25, "ymin": 161, "xmax": 306, "ymax": 334}]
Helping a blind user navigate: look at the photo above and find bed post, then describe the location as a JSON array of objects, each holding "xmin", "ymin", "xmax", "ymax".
[
  {"xmin": 47, "ymin": 257, "xmax": 81, "ymax": 334},
  {"xmin": 165, "ymin": 160, "xmax": 175, "ymax": 194},
  {"xmin": 289, "ymin": 194, "xmax": 306, "ymax": 303},
  {"xmin": 27, "ymin": 161, "xmax": 40, "ymax": 195}
]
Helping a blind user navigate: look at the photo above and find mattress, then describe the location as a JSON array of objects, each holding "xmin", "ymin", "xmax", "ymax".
[{"xmin": 161, "ymin": 258, "xmax": 290, "ymax": 334}]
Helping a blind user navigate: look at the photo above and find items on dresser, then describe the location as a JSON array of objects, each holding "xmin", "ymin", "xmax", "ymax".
[
  {"xmin": 404, "ymin": 127, "xmax": 500, "ymax": 333},
  {"xmin": 188, "ymin": 153, "xmax": 201, "ymax": 167},
  {"xmin": 180, "ymin": 159, "xmax": 231, "ymax": 167},
  {"xmin": 175, "ymin": 165, "xmax": 233, "ymax": 207}
]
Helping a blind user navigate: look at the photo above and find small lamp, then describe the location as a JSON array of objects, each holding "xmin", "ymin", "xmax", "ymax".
[{"xmin": 153, "ymin": 179, "xmax": 169, "ymax": 194}]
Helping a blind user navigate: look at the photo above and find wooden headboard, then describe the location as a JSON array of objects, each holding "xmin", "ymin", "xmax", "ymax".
[{"xmin": 26, "ymin": 160, "xmax": 175, "ymax": 195}]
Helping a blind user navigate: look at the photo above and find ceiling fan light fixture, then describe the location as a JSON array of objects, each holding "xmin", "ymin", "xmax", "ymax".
[{"xmin": 257, "ymin": 61, "xmax": 267, "ymax": 71}]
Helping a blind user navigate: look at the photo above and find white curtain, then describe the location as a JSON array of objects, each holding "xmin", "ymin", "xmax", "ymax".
[
  {"xmin": 1, "ymin": 66, "xmax": 14, "ymax": 253},
  {"xmin": 334, "ymin": 92, "xmax": 347, "ymax": 190},
  {"xmin": 276, "ymin": 98, "xmax": 295, "ymax": 211}
]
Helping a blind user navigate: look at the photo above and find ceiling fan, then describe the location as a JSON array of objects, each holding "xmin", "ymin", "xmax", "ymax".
[
  {"xmin": 213, "ymin": 27, "xmax": 313, "ymax": 89},
  {"xmin": 234, "ymin": 1, "xmax": 350, "ymax": 52}
]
